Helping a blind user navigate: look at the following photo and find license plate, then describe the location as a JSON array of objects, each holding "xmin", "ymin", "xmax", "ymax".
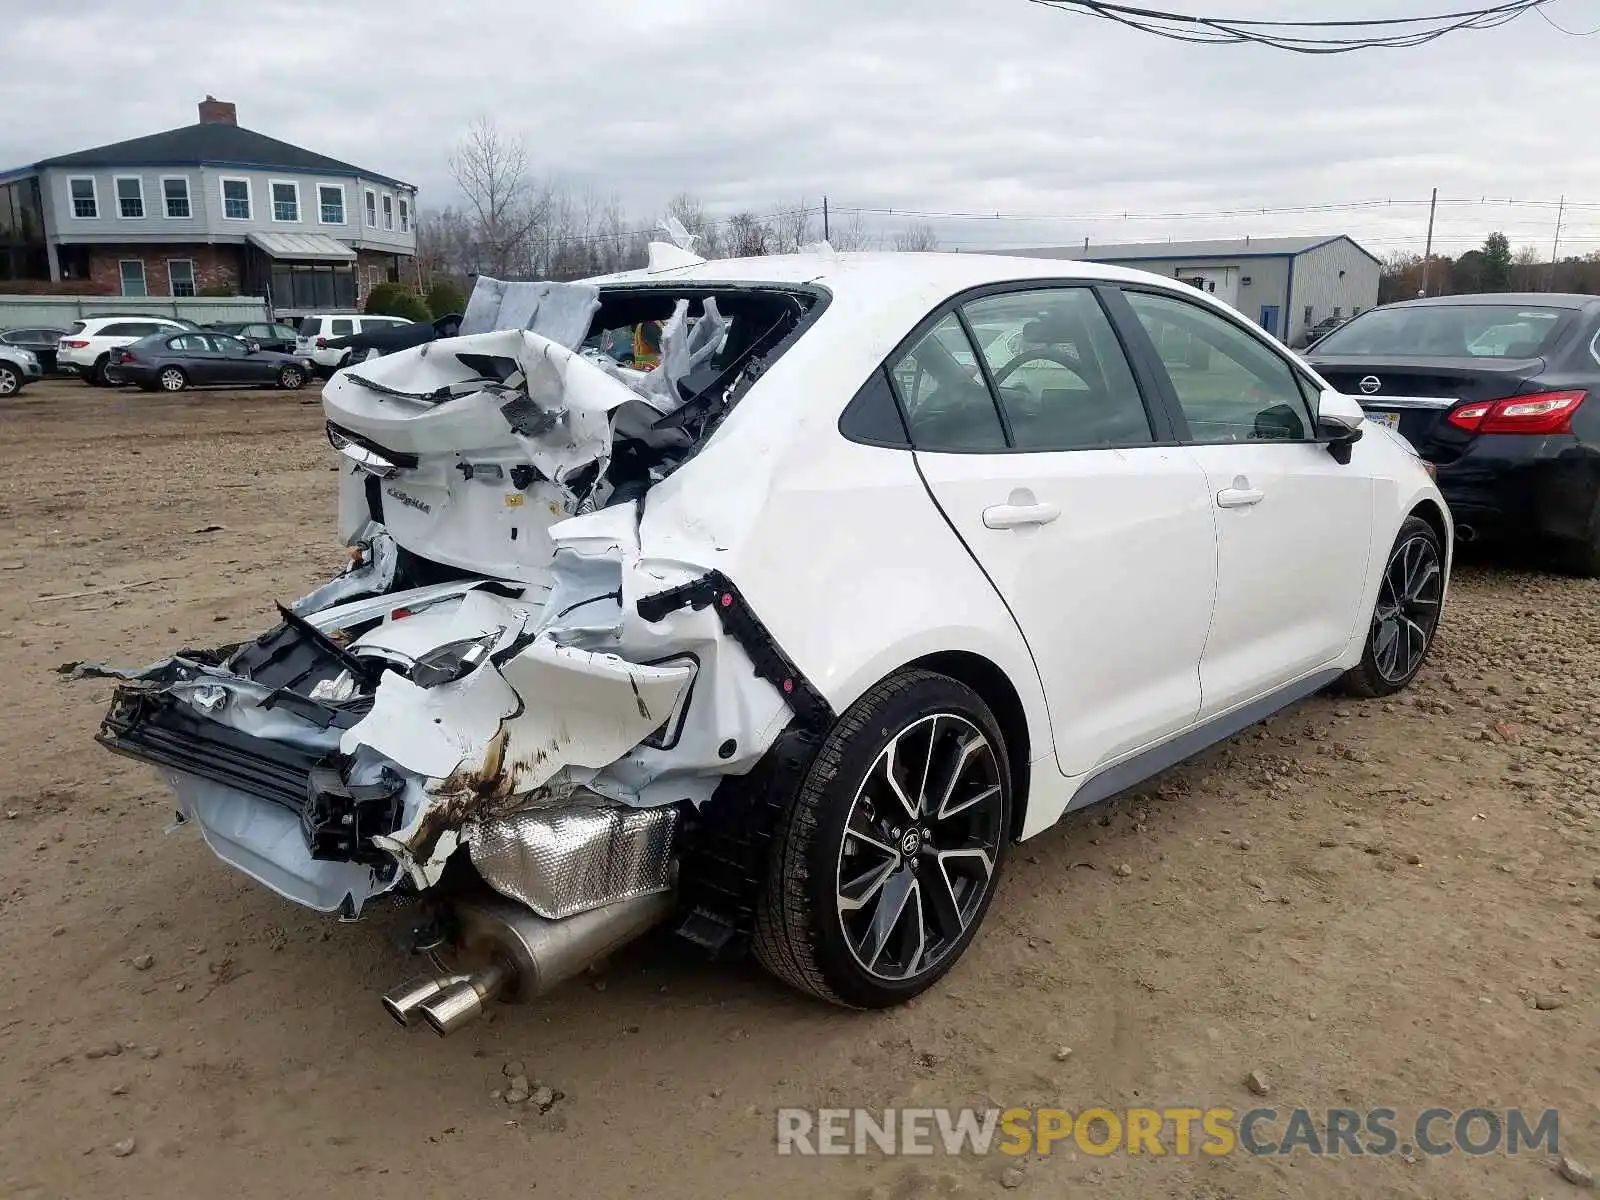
[{"xmin": 1369, "ymin": 410, "xmax": 1403, "ymax": 430}]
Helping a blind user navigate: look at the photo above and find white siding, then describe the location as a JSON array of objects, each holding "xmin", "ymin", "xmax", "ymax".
[
  {"xmin": 42, "ymin": 165, "xmax": 417, "ymax": 254},
  {"xmin": 1286, "ymin": 239, "xmax": 1381, "ymax": 347}
]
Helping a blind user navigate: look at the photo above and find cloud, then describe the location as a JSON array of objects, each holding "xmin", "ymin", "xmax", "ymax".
[{"xmin": 2, "ymin": 0, "xmax": 1595, "ymax": 256}]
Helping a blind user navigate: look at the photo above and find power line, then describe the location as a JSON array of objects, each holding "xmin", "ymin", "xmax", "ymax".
[
  {"xmin": 1535, "ymin": 2, "xmax": 1600, "ymax": 32},
  {"xmin": 1025, "ymin": 0, "xmax": 1557, "ymax": 52}
]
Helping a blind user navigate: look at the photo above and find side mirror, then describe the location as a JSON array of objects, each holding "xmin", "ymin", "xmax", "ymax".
[
  {"xmin": 244, "ymin": 339, "xmax": 260, "ymax": 353},
  {"xmin": 1316, "ymin": 388, "xmax": 1365, "ymax": 464}
]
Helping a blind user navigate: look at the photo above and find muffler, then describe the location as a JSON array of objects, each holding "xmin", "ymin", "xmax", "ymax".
[
  {"xmin": 1457, "ymin": 524, "xmax": 1477, "ymax": 544},
  {"xmin": 386, "ymin": 889, "xmax": 676, "ymax": 1036}
]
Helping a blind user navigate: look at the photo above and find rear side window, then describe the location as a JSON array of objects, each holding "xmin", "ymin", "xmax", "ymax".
[
  {"xmin": 1125, "ymin": 290, "xmax": 1312, "ymax": 444},
  {"xmin": 962, "ymin": 288, "xmax": 1153, "ymax": 451},
  {"xmin": 168, "ymin": 335, "xmax": 203, "ymax": 352},
  {"xmin": 331, "ymin": 319, "xmax": 354, "ymax": 336},
  {"xmin": 888, "ymin": 314, "xmax": 1006, "ymax": 452}
]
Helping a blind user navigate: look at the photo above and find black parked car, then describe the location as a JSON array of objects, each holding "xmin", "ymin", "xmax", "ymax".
[
  {"xmin": 1, "ymin": 325, "xmax": 68, "ymax": 374},
  {"xmin": 207, "ymin": 321, "xmax": 302, "ymax": 353},
  {"xmin": 1308, "ymin": 293, "xmax": 1600, "ymax": 574},
  {"xmin": 1295, "ymin": 314, "xmax": 1348, "ymax": 350},
  {"xmin": 322, "ymin": 312, "xmax": 462, "ymax": 370},
  {"xmin": 110, "ymin": 330, "xmax": 314, "ymax": 392}
]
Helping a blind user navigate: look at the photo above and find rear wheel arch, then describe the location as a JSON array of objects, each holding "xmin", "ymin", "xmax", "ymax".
[
  {"xmin": 903, "ymin": 650, "xmax": 1032, "ymax": 841},
  {"xmin": 1408, "ymin": 498, "xmax": 1449, "ymax": 558}
]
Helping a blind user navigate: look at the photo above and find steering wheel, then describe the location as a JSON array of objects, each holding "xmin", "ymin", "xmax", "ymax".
[{"xmin": 991, "ymin": 349, "xmax": 1081, "ymax": 388}]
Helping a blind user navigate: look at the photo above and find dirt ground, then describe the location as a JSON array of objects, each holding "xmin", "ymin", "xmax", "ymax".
[{"xmin": 0, "ymin": 377, "xmax": 1596, "ymax": 1200}]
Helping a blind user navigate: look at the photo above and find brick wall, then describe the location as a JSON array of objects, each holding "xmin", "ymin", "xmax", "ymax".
[
  {"xmin": 354, "ymin": 249, "xmax": 420, "ymax": 305},
  {"xmin": 87, "ymin": 244, "xmax": 244, "ymax": 298}
]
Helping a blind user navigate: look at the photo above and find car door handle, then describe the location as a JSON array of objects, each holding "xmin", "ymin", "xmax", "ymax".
[
  {"xmin": 983, "ymin": 502, "xmax": 1061, "ymax": 530},
  {"xmin": 1216, "ymin": 487, "xmax": 1264, "ymax": 508}
]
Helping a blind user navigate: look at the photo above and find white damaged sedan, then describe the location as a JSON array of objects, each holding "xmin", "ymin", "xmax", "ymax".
[{"xmin": 91, "ymin": 250, "xmax": 1449, "ymax": 1031}]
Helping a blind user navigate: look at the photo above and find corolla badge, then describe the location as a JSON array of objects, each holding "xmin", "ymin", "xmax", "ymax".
[{"xmin": 1359, "ymin": 375, "xmax": 1382, "ymax": 395}]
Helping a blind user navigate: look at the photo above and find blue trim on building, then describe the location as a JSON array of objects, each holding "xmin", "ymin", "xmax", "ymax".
[
  {"xmin": 1284, "ymin": 252, "xmax": 1297, "ymax": 345},
  {"xmin": 1090, "ymin": 250, "xmax": 1296, "ymax": 264}
]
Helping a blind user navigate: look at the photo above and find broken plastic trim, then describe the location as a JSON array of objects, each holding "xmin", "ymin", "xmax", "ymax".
[{"xmin": 635, "ymin": 571, "xmax": 835, "ymax": 732}]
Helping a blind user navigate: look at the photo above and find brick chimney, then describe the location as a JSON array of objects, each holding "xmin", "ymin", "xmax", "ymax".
[{"xmin": 198, "ymin": 95, "xmax": 237, "ymax": 125}]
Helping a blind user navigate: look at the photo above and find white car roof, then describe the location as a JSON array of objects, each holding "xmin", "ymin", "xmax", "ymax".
[{"xmin": 589, "ymin": 250, "xmax": 1174, "ymax": 298}]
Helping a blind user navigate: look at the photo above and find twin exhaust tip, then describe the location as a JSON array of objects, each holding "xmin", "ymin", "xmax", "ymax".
[{"xmin": 382, "ymin": 963, "xmax": 510, "ymax": 1036}]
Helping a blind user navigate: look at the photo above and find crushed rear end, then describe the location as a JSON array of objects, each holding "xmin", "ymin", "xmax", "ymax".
[{"xmin": 90, "ymin": 267, "xmax": 831, "ymax": 1032}]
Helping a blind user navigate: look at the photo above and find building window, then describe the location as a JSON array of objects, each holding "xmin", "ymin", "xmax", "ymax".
[
  {"xmin": 69, "ymin": 177, "xmax": 98, "ymax": 219},
  {"xmin": 382, "ymin": 194, "xmax": 393, "ymax": 231},
  {"xmin": 115, "ymin": 176, "xmax": 145, "ymax": 219},
  {"xmin": 399, "ymin": 197, "xmax": 410, "ymax": 233},
  {"xmin": 1303, "ymin": 306, "xmax": 1313, "ymax": 325},
  {"xmin": 222, "ymin": 177, "xmax": 251, "ymax": 220},
  {"xmin": 318, "ymin": 184, "xmax": 345, "ymax": 224},
  {"xmin": 162, "ymin": 177, "xmax": 191, "ymax": 219},
  {"xmin": 270, "ymin": 180, "xmax": 300, "ymax": 222},
  {"xmin": 168, "ymin": 259, "xmax": 197, "ymax": 297},
  {"xmin": 1333, "ymin": 306, "xmax": 1342, "ymax": 319},
  {"xmin": 364, "ymin": 189, "xmax": 377, "ymax": 228},
  {"xmin": 119, "ymin": 259, "xmax": 147, "ymax": 298}
]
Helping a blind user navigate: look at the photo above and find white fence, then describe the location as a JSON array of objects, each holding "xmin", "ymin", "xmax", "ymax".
[{"xmin": 0, "ymin": 294, "xmax": 271, "ymax": 328}]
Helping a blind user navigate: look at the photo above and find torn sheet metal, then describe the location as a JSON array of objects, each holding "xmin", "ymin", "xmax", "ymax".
[
  {"xmin": 290, "ymin": 523, "xmax": 398, "ymax": 615},
  {"xmin": 459, "ymin": 277, "xmax": 600, "ymax": 348}
]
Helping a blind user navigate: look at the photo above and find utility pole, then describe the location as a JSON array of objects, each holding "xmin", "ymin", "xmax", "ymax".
[
  {"xmin": 823, "ymin": 196, "xmax": 830, "ymax": 242},
  {"xmin": 1548, "ymin": 194, "xmax": 1566, "ymax": 291},
  {"xmin": 1418, "ymin": 187, "xmax": 1437, "ymax": 297}
]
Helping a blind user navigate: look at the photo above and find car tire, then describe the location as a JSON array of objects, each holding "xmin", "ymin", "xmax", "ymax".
[
  {"xmin": 83, "ymin": 357, "xmax": 105, "ymax": 387},
  {"xmin": 1337, "ymin": 515, "xmax": 1444, "ymax": 698},
  {"xmin": 277, "ymin": 365, "xmax": 306, "ymax": 390},
  {"xmin": 157, "ymin": 366, "xmax": 188, "ymax": 393},
  {"xmin": 94, "ymin": 355, "xmax": 121, "ymax": 387},
  {"xmin": 753, "ymin": 669, "xmax": 1012, "ymax": 1009},
  {"xmin": 0, "ymin": 365, "xmax": 18, "ymax": 396}
]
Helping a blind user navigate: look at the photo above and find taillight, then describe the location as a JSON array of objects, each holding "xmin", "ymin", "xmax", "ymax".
[
  {"xmin": 63, "ymin": 339, "xmax": 89, "ymax": 349},
  {"xmin": 1447, "ymin": 390, "xmax": 1586, "ymax": 435},
  {"xmin": 316, "ymin": 337, "xmax": 328, "ymax": 349}
]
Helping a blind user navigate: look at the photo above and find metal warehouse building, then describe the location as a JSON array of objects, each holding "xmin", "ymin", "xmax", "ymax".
[{"xmin": 1000, "ymin": 235, "xmax": 1381, "ymax": 348}]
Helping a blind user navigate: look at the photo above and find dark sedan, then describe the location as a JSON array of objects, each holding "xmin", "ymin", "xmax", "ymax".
[
  {"xmin": 110, "ymin": 331, "xmax": 315, "ymax": 392},
  {"xmin": 1309, "ymin": 293, "xmax": 1600, "ymax": 574},
  {"xmin": 208, "ymin": 321, "xmax": 302, "ymax": 353},
  {"xmin": 1, "ymin": 325, "xmax": 68, "ymax": 374}
]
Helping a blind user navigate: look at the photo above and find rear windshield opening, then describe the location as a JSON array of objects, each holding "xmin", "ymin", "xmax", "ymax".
[
  {"xmin": 298, "ymin": 318, "xmax": 320, "ymax": 337},
  {"xmin": 65, "ymin": 322, "xmax": 85, "ymax": 337},
  {"xmin": 1316, "ymin": 305, "xmax": 1569, "ymax": 359}
]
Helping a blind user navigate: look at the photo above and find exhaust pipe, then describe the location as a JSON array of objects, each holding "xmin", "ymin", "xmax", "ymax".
[
  {"xmin": 415, "ymin": 962, "xmax": 511, "ymax": 1036},
  {"xmin": 1456, "ymin": 524, "xmax": 1477, "ymax": 544},
  {"xmin": 387, "ymin": 889, "xmax": 676, "ymax": 1036},
  {"xmin": 381, "ymin": 971, "xmax": 468, "ymax": 1027}
]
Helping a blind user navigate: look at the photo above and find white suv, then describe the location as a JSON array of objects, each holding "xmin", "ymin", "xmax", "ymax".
[
  {"xmin": 60, "ymin": 317, "xmax": 190, "ymax": 385},
  {"xmin": 295, "ymin": 315, "xmax": 414, "ymax": 376}
]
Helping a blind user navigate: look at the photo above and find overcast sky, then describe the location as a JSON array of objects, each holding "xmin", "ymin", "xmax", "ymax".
[{"xmin": 3, "ymin": 0, "xmax": 1597, "ymax": 257}]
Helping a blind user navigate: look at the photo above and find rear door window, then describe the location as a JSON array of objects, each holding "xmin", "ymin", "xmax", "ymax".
[
  {"xmin": 961, "ymin": 288, "xmax": 1154, "ymax": 451},
  {"xmin": 889, "ymin": 314, "xmax": 1007, "ymax": 451}
]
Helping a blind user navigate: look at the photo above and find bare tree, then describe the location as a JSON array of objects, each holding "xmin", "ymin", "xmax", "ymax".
[
  {"xmin": 827, "ymin": 209, "xmax": 872, "ymax": 252},
  {"xmin": 769, "ymin": 201, "xmax": 815, "ymax": 254},
  {"xmin": 892, "ymin": 222, "xmax": 940, "ymax": 252},
  {"xmin": 449, "ymin": 118, "xmax": 545, "ymax": 277},
  {"xmin": 724, "ymin": 211, "xmax": 770, "ymax": 258}
]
